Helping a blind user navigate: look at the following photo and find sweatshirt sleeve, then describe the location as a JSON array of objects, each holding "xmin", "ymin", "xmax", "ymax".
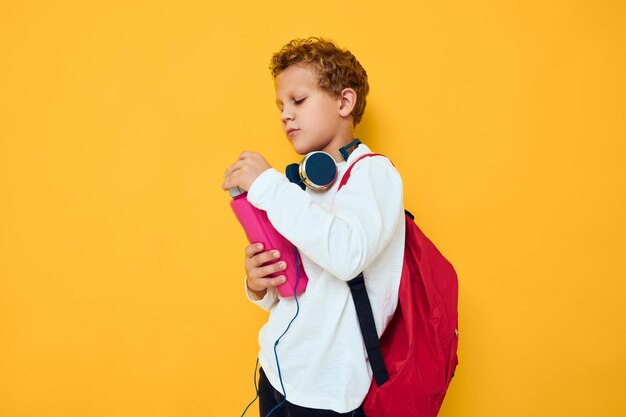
[
  {"xmin": 244, "ymin": 276, "xmax": 279, "ymax": 311},
  {"xmin": 247, "ymin": 157, "xmax": 404, "ymax": 281}
]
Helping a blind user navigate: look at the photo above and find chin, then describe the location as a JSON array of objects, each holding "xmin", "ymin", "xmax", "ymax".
[
  {"xmin": 290, "ymin": 140, "xmax": 315, "ymax": 156},
  {"xmin": 290, "ymin": 136, "xmax": 329, "ymax": 156}
]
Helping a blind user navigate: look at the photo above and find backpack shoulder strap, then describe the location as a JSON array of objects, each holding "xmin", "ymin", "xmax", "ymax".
[
  {"xmin": 338, "ymin": 153, "xmax": 383, "ymax": 191},
  {"xmin": 341, "ymin": 152, "xmax": 391, "ymax": 387},
  {"xmin": 348, "ymin": 273, "xmax": 390, "ymax": 387}
]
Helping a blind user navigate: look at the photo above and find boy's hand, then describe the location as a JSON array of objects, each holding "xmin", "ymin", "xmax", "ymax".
[
  {"xmin": 222, "ymin": 152, "xmax": 271, "ymax": 192},
  {"xmin": 245, "ymin": 243, "xmax": 287, "ymax": 299}
]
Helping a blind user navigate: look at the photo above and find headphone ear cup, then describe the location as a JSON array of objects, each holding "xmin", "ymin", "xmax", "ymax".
[
  {"xmin": 285, "ymin": 163, "xmax": 306, "ymax": 190},
  {"xmin": 301, "ymin": 152, "xmax": 337, "ymax": 190}
]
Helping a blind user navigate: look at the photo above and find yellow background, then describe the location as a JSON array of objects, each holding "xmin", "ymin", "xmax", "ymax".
[{"xmin": 1, "ymin": 1, "xmax": 625, "ymax": 416}]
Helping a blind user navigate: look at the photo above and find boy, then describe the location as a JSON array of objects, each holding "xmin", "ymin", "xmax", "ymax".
[{"xmin": 221, "ymin": 37, "xmax": 405, "ymax": 416}]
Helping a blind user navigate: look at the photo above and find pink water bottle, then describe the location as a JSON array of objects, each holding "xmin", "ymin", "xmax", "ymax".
[{"xmin": 229, "ymin": 187, "xmax": 308, "ymax": 297}]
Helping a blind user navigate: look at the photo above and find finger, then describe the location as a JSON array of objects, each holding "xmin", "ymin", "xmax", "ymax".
[
  {"xmin": 254, "ymin": 260, "xmax": 287, "ymax": 279},
  {"xmin": 252, "ymin": 249, "xmax": 281, "ymax": 266},
  {"xmin": 245, "ymin": 243, "xmax": 264, "ymax": 258},
  {"xmin": 262, "ymin": 275, "xmax": 287, "ymax": 288},
  {"xmin": 221, "ymin": 174, "xmax": 239, "ymax": 190},
  {"xmin": 239, "ymin": 151, "xmax": 257, "ymax": 160},
  {"xmin": 222, "ymin": 167, "xmax": 248, "ymax": 190},
  {"xmin": 249, "ymin": 274, "xmax": 286, "ymax": 290},
  {"xmin": 224, "ymin": 160, "xmax": 246, "ymax": 178}
]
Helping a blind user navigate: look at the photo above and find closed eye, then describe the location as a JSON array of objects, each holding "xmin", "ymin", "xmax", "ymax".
[{"xmin": 276, "ymin": 97, "xmax": 306, "ymax": 112}]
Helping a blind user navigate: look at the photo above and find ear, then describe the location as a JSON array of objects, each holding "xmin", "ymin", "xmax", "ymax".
[{"xmin": 337, "ymin": 88, "xmax": 357, "ymax": 118}]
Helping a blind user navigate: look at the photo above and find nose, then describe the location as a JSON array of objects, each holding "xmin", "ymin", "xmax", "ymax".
[{"xmin": 281, "ymin": 106, "xmax": 294, "ymax": 123}]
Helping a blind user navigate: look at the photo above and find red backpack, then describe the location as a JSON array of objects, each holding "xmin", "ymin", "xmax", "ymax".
[{"xmin": 339, "ymin": 154, "xmax": 459, "ymax": 417}]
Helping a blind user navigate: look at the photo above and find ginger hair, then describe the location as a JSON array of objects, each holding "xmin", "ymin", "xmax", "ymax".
[{"xmin": 270, "ymin": 37, "xmax": 369, "ymax": 126}]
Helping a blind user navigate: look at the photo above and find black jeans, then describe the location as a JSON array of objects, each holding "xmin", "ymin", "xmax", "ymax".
[{"xmin": 258, "ymin": 368, "xmax": 365, "ymax": 417}]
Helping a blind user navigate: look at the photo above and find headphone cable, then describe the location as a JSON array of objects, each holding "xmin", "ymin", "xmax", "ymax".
[{"xmin": 240, "ymin": 248, "xmax": 303, "ymax": 417}]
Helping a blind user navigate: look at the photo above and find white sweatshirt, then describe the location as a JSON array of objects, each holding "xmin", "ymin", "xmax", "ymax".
[{"xmin": 245, "ymin": 144, "xmax": 405, "ymax": 413}]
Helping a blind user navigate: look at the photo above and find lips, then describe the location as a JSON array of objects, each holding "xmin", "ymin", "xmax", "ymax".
[{"xmin": 287, "ymin": 128, "xmax": 300, "ymax": 137}]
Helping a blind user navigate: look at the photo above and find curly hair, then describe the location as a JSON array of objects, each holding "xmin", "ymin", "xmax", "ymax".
[{"xmin": 269, "ymin": 37, "xmax": 369, "ymax": 126}]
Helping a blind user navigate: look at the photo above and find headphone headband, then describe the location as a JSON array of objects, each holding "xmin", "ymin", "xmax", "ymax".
[{"xmin": 339, "ymin": 139, "xmax": 362, "ymax": 161}]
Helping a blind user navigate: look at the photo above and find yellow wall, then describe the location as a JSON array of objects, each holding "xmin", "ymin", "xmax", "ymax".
[{"xmin": 1, "ymin": 1, "xmax": 625, "ymax": 416}]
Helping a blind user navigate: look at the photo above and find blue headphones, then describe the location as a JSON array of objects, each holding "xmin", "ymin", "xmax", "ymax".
[{"xmin": 285, "ymin": 139, "xmax": 362, "ymax": 191}]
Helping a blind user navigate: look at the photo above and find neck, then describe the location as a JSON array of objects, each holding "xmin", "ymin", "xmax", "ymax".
[{"xmin": 322, "ymin": 129, "xmax": 359, "ymax": 162}]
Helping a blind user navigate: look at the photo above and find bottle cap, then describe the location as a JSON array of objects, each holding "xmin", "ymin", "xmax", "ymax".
[{"xmin": 228, "ymin": 187, "xmax": 245, "ymax": 198}]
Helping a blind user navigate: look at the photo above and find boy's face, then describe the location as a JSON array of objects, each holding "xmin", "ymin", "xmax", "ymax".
[{"xmin": 274, "ymin": 64, "xmax": 348, "ymax": 156}]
